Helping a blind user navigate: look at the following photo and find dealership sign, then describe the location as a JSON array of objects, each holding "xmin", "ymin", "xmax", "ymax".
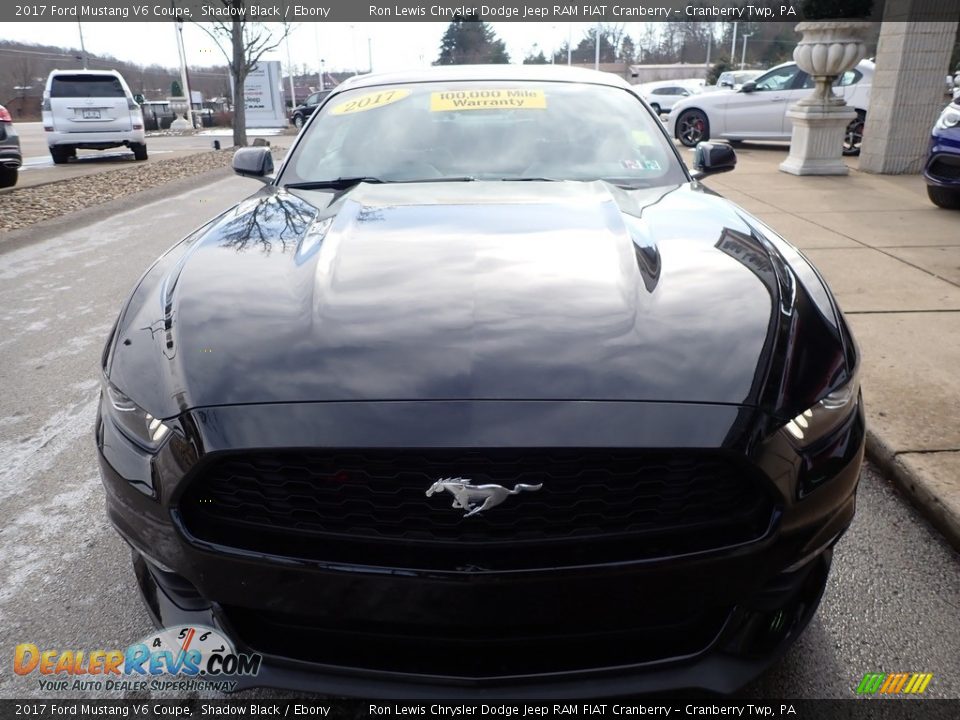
[{"xmin": 239, "ymin": 61, "xmax": 286, "ymax": 129}]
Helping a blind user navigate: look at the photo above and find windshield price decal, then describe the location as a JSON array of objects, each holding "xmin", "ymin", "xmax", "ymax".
[
  {"xmin": 430, "ymin": 89, "xmax": 547, "ymax": 112},
  {"xmin": 330, "ymin": 89, "xmax": 411, "ymax": 115}
]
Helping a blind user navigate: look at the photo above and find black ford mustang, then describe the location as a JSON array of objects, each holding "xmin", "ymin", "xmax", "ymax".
[{"xmin": 96, "ymin": 66, "xmax": 864, "ymax": 697}]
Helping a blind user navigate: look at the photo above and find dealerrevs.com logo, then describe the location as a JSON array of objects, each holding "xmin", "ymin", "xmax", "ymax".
[
  {"xmin": 13, "ymin": 625, "xmax": 261, "ymax": 693},
  {"xmin": 856, "ymin": 672, "xmax": 934, "ymax": 695}
]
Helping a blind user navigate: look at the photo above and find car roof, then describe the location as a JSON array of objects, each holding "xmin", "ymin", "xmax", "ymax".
[
  {"xmin": 48, "ymin": 69, "xmax": 123, "ymax": 77},
  {"xmin": 763, "ymin": 58, "xmax": 875, "ymax": 74},
  {"xmin": 637, "ymin": 79, "xmax": 701, "ymax": 90},
  {"xmin": 334, "ymin": 65, "xmax": 633, "ymax": 93}
]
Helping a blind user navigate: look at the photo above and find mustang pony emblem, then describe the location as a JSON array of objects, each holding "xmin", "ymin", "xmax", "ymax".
[{"xmin": 425, "ymin": 477, "xmax": 543, "ymax": 518}]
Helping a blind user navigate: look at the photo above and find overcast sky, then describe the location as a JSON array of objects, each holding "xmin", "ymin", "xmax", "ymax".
[{"xmin": 2, "ymin": 22, "xmax": 646, "ymax": 75}]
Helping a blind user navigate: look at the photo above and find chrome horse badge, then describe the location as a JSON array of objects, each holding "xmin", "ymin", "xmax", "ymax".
[{"xmin": 426, "ymin": 477, "xmax": 543, "ymax": 518}]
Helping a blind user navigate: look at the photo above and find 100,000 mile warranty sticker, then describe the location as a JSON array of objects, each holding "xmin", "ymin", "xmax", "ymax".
[{"xmin": 430, "ymin": 89, "xmax": 547, "ymax": 112}]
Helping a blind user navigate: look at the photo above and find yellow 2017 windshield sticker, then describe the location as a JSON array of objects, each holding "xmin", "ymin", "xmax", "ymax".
[
  {"xmin": 330, "ymin": 89, "xmax": 410, "ymax": 115},
  {"xmin": 430, "ymin": 89, "xmax": 547, "ymax": 112}
]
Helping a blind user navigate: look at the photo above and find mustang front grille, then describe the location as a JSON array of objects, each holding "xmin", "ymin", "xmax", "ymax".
[{"xmin": 178, "ymin": 449, "xmax": 777, "ymax": 570}]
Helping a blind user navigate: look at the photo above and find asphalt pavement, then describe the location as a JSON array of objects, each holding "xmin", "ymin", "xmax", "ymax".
[{"xmin": 0, "ymin": 174, "xmax": 958, "ymax": 700}]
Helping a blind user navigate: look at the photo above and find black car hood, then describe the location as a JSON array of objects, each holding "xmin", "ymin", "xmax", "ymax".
[{"xmin": 110, "ymin": 180, "xmax": 843, "ymax": 418}]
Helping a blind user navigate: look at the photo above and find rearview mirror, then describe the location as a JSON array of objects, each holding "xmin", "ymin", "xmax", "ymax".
[
  {"xmin": 692, "ymin": 141, "xmax": 737, "ymax": 178},
  {"xmin": 233, "ymin": 147, "xmax": 274, "ymax": 182},
  {"xmin": 740, "ymin": 81, "xmax": 757, "ymax": 93}
]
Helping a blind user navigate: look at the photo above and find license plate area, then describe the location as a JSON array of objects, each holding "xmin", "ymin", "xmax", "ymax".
[{"xmin": 81, "ymin": 109, "xmax": 101, "ymax": 119}]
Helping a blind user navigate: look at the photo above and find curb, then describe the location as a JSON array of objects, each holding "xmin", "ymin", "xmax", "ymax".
[
  {"xmin": 865, "ymin": 429, "xmax": 960, "ymax": 552},
  {"xmin": 0, "ymin": 166, "xmax": 235, "ymax": 254}
]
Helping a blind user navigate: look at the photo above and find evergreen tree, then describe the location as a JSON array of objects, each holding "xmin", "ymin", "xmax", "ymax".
[
  {"xmin": 523, "ymin": 47, "xmax": 549, "ymax": 65},
  {"xmin": 435, "ymin": 15, "xmax": 510, "ymax": 65}
]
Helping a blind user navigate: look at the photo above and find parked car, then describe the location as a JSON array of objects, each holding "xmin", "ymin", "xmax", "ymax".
[
  {"xmin": 0, "ymin": 104, "xmax": 22, "ymax": 188},
  {"xmin": 289, "ymin": 89, "xmax": 330, "ymax": 129},
  {"xmin": 98, "ymin": 65, "xmax": 864, "ymax": 696},
  {"xmin": 636, "ymin": 79, "xmax": 702, "ymax": 114},
  {"xmin": 668, "ymin": 59, "xmax": 874, "ymax": 156},
  {"xmin": 138, "ymin": 100, "xmax": 176, "ymax": 131},
  {"xmin": 42, "ymin": 69, "xmax": 147, "ymax": 163},
  {"xmin": 924, "ymin": 102, "xmax": 960, "ymax": 209},
  {"xmin": 715, "ymin": 70, "xmax": 764, "ymax": 91}
]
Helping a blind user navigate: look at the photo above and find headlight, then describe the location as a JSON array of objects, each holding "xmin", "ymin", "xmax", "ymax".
[
  {"xmin": 935, "ymin": 105, "xmax": 960, "ymax": 130},
  {"xmin": 783, "ymin": 373, "xmax": 859, "ymax": 447},
  {"xmin": 102, "ymin": 383, "xmax": 171, "ymax": 451}
]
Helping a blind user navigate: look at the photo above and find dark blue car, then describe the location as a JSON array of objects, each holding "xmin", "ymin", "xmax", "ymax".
[{"xmin": 925, "ymin": 102, "xmax": 960, "ymax": 209}]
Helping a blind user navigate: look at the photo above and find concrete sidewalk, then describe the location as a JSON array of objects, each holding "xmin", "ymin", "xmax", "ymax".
[{"xmin": 699, "ymin": 142, "xmax": 960, "ymax": 551}]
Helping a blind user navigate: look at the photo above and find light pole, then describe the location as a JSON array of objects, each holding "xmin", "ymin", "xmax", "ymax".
[
  {"xmin": 77, "ymin": 22, "xmax": 88, "ymax": 68},
  {"xmin": 351, "ymin": 25, "xmax": 359, "ymax": 76},
  {"xmin": 567, "ymin": 23, "xmax": 572, "ymax": 66},
  {"xmin": 705, "ymin": 31, "xmax": 712, "ymax": 76},
  {"xmin": 319, "ymin": 59, "xmax": 325, "ymax": 91},
  {"xmin": 740, "ymin": 33, "xmax": 753, "ymax": 70},
  {"xmin": 285, "ymin": 32, "xmax": 296, "ymax": 113},
  {"xmin": 594, "ymin": 23, "xmax": 601, "ymax": 70},
  {"xmin": 314, "ymin": 24, "xmax": 323, "ymax": 91},
  {"xmin": 368, "ymin": 37, "xmax": 373, "ymax": 74},
  {"xmin": 174, "ymin": 19, "xmax": 194, "ymax": 128},
  {"xmin": 730, "ymin": 21, "xmax": 738, "ymax": 65}
]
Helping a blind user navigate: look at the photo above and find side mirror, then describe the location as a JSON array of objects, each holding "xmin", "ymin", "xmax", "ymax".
[
  {"xmin": 232, "ymin": 147, "xmax": 274, "ymax": 182},
  {"xmin": 740, "ymin": 81, "xmax": 757, "ymax": 93},
  {"xmin": 133, "ymin": 93, "xmax": 145, "ymax": 105},
  {"xmin": 692, "ymin": 141, "xmax": 737, "ymax": 178}
]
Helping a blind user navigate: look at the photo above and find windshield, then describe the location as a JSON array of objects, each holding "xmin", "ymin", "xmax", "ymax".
[
  {"xmin": 279, "ymin": 81, "xmax": 687, "ymax": 188},
  {"xmin": 51, "ymin": 75, "xmax": 126, "ymax": 98}
]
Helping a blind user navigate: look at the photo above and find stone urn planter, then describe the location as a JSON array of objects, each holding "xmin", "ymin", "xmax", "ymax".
[
  {"xmin": 780, "ymin": 21, "xmax": 872, "ymax": 176},
  {"xmin": 793, "ymin": 21, "xmax": 872, "ymax": 105}
]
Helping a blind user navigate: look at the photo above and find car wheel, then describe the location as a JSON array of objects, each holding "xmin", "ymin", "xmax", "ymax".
[
  {"xmin": 132, "ymin": 143, "xmax": 148, "ymax": 161},
  {"xmin": 927, "ymin": 184, "xmax": 960, "ymax": 210},
  {"xmin": 293, "ymin": 114, "xmax": 304, "ymax": 129},
  {"xmin": 677, "ymin": 110, "xmax": 710, "ymax": 147},
  {"xmin": 843, "ymin": 111, "xmax": 865, "ymax": 157},
  {"xmin": 50, "ymin": 147, "xmax": 71, "ymax": 164},
  {"xmin": 0, "ymin": 166, "xmax": 17, "ymax": 188},
  {"xmin": 650, "ymin": 103, "xmax": 661, "ymax": 115}
]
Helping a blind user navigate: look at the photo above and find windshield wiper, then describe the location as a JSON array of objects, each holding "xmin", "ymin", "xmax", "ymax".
[
  {"xmin": 395, "ymin": 176, "xmax": 476, "ymax": 183},
  {"xmin": 499, "ymin": 177, "xmax": 562, "ymax": 182},
  {"xmin": 284, "ymin": 177, "xmax": 384, "ymax": 190}
]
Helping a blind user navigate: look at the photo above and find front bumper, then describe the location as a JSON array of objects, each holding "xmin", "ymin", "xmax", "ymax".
[
  {"xmin": 924, "ymin": 130, "xmax": 960, "ymax": 188},
  {"xmin": 97, "ymin": 399, "xmax": 864, "ymax": 696}
]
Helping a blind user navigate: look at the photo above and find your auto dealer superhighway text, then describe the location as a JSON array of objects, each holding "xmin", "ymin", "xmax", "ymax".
[{"xmin": 367, "ymin": 706, "xmax": 793, "ymax": 717}]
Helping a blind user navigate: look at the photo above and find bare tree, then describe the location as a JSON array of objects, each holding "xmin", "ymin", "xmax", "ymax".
[{"xmin": 191, "ymin": 2, "xmax": 290, "ymax": 147}]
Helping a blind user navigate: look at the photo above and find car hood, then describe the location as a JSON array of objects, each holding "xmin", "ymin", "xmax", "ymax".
[{"xmin": 109, "ymin": 180, "xmax": 840, "ymax": 417}]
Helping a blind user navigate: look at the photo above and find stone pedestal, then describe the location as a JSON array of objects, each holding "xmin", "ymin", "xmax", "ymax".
[
  {"xmin": 170, "ymin": 114, "xmax": 191, "ymax": 131},
  {"xmin": 780, "ymin": 104, "xmax": 856, "ymax": 175}
]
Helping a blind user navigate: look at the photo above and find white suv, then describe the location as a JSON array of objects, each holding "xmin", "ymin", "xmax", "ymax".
[{"xmin": 42, "ymin": 69, "xmax": 147, "ymax": 164}]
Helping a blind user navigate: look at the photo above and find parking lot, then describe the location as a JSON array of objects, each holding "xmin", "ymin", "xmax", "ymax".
[
  {"xmin": 1, "ymin": 137, "xmax": 959, "ymax": 698},
  {"xmin": 9, "ymin": 121, "xmax": 291, "ymax": 189}
]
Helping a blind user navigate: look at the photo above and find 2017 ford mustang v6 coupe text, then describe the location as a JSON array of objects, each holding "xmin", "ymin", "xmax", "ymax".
[{"xmin": 96, "ymin": 66, "xmax": 864, "ymax": 697}]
